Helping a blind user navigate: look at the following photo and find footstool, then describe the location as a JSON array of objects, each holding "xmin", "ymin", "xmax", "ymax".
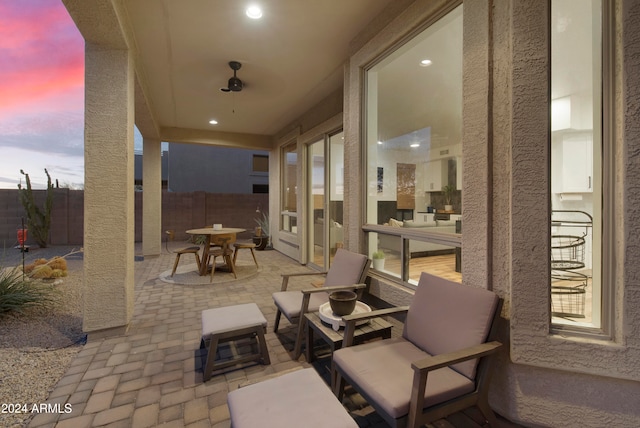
[
  {"xmin": 200, "ymin": 303, "xmax": 270, "ymax": 381},
  {"xmin": 227, "ymin": 368, "xmax": 358, "ymax": 428}
]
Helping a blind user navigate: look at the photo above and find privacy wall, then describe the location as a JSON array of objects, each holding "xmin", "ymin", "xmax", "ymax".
[{"xmin": 0, "ymin": 189, "xmax": 267, "ymax": 247}]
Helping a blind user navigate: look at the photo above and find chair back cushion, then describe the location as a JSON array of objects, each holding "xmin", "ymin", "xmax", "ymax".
[
  {"xmin": 403, "ymin": 272, "xmax": 499, "ymax": 379},
  {"xmin": 323, "ymin": 248, "xmax": 369, "ymax": 287}
]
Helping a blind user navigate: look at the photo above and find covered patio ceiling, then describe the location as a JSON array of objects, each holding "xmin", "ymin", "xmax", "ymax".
[{"xmin": 63, "ymin": 0, "xmax": 397, "ymax": 148}]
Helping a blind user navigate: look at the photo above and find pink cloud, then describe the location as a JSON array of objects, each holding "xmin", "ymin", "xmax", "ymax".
[{"xmin": 0, "ymin": 0, "xmax": 84, "ymax": 115}]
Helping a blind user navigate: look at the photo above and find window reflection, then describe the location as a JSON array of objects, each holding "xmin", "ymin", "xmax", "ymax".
[{"xmin": 365, "ymin": 5, "xmax": 463, "ymax": 286}]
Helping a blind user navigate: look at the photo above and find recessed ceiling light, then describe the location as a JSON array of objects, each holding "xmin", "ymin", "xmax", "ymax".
[
  {"xmin": 209, "ymin": 119, "xmax": 218, "ymax": 125},
  {"xmin": 410, "ymin": 143, "xmax": 420, "ymax": 148},
  {"xmin": 420, "ymin": 59, "xmax": 432, "ymax": 67},
  {"xmin": 246, "ymin": 4, "xmax": 263, "ymax": 19},
  {"xmin": 377, "ymin": 141, "xmax": 383, "ymax": 145}
]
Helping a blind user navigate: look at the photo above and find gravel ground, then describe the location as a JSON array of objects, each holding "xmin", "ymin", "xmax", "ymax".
[{"xmin": 0, "ymin": 247, "xmax": 85, "ymax": 428}]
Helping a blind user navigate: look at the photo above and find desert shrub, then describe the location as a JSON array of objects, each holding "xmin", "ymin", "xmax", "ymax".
[
  {"xmin": 31, "ymin": 265, "xmax": 53, "ymax": 279},
  {"xmin": 48, "ymin": 257, "xmax": 67, "ymax": 271},
  {"xmin": 0, "ymin": 267, "xmax": 56, "ymax": 315},
  {"xmin": 50, "ymin": 269, "xmax": 66, "ymax": 278},
  {"xmin": 22, "ymin": 257, "xmax": 70, "ymax": 280}
]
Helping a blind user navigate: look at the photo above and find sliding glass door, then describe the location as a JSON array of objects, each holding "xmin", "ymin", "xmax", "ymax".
[{"xmin": 307, "ymin": 131, "xmax": 344, "ymax": 270}]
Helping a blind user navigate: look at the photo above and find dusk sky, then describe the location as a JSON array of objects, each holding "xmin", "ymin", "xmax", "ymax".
[{"xmin": 0, "ymin": 0, "xmax": 143, "ymax": 190}]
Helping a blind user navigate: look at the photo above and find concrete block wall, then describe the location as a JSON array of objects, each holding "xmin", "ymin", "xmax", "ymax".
[{"xmin": 0, "ymin": 190, "xmax": 268, "ymax": 248}]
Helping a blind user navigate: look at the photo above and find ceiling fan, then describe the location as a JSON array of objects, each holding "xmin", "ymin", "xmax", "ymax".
[{"xmin": 220, "ymin": 61, "xmax": 244, "ymax": 92}]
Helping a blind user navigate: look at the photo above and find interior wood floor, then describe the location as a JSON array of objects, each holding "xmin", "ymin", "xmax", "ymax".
[
  {"xmin": 384, "ymin": 253, "xmax": 462, "ymax": 284},
  {"xmin": 315, "ymin": 247, "xmax": 593, "ymax": 325}
]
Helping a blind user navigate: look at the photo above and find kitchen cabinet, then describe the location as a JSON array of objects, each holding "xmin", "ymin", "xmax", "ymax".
[
  {"xmin": 552, "ymin": 131, "xmax": 593, "ymax": 193},
  {"xmin": 424, "ymin": 160, "xmax": 447, "ymax": 191}
]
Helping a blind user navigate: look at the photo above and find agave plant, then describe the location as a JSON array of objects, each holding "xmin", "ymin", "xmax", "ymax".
[
  {"xmin": 255, "ymin": 211, "xmax": 270, "ymax": 237},
  {"xmin": 0, "ymin": 266, "xmax": 56, "ymax": 315}
]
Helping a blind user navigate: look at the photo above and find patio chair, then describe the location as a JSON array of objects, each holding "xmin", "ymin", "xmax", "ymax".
[
  {"xmin": 170, "ymin": 246, "xmax": 201, "ymax": 277},
  {"xmin": 233, "ymin": 241, "xmax": 259, "ymax": 268},
  {"xmin": 332, "ymin": 272, "xmax": 503, "ymax": 428},
  {"xmin": 167, "ymin": 230, "xmax": 202, "ymax": 277},
  {"xmin": 207, "ymin": 233, "xmax": 237, "ymax": 281},
  {"xmin": 272, "ymin": 248, "xmax": 370, "ymax": 359}
]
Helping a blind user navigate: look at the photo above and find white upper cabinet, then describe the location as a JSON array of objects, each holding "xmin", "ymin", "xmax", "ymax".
[
  {"xmin": 424, "ymin": 160, "xmax": 447, "ymax": 191},
  {"xmin": 552, "ymin": 131, "xmax": 593, "ymax": 193}
]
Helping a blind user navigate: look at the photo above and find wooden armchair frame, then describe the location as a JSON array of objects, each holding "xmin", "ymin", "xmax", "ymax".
[
  {"xmin": 332, "ymin": 274, "xmax": 504, "ymax": 428},
  {"xmin": 272, "ymin": 248, "xmax": 370, "ymax": 359}
]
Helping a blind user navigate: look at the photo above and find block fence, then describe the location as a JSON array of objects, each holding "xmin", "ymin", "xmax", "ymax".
[{"xmin": 0, "ymin": 189, "xmax": 268, "ymax": 248}]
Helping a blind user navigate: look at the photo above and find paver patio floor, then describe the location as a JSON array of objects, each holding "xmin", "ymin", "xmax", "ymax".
[
  {"xmin": 22, "ymin": 244, "xmax": 519, "ymax": 428},
  {"xmin": 23, "ymin": 246, "xmax": 393, "ymax": 427}
]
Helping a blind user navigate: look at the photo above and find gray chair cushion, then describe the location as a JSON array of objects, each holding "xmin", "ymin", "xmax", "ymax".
[
  {"xmin": 227, "ymin": 368, "xmax": 358, "ymax": 428},
  {"xmin": 323, "ymin": 248, "xmax": 368, "ymax": 287},
  {"xmin": 272, "ymin": 291, "xmax": 329, "ymax": 320},
  {"xmin": 333, "ymin": 338, "xmax": 474, "ymax": 419},
  {"xmin": 403, "ymin": 272, "xmax": 499, "ymax": 379}
]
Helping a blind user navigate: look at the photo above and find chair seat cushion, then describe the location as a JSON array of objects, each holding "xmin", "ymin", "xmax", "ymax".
[
  {"xmin": 272, "ymin": 290, "xmax": 329, "ymax": 320},
  {"xmin": 227, "ymin": 368, "xmax": 358, "ymax": 428},
  {"xmin": 333, "ymin": 337, "xmax": 474, "ymax": 419}
]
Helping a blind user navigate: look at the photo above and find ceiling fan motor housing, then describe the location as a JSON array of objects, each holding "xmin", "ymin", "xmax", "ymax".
[
  {"xmin": 220, "ymin": 61, "xmax": 243, "ymax": 92},
  {"xmin": 228, "ymin": 76, "xmax": 243, "ymax": 91}
]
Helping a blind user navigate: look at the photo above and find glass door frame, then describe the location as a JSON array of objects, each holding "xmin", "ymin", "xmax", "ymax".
[{"xmin": 305, "ymin": 129, "xmax": 344, "ymax": 271}]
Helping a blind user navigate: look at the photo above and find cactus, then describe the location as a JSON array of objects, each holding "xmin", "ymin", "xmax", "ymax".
[{"xmin": 17, "ymin": 169, "xmax": 54, "ymax": 248}]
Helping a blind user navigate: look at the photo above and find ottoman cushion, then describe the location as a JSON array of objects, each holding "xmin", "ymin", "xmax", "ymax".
[
  {"xmin": 202, "ymin": 303, "xmax": 267, "ymax": 338},
  {"xmin": 227, "ymin": 368, "xmax": 357, "ymax": 428}
]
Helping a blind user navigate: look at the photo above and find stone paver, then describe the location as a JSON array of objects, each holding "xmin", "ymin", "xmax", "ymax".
[{"xmin": 27, "ymin": 246, "xmax": 338, "ymax": 427}]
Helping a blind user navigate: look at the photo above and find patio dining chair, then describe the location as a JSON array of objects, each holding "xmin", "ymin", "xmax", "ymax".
[
  {"xmin": 272, "ymin": 248, "xmax": 370, "ymax": 359},
  {"xmin": 332, "ymin": 272, "xmax": 503, "ymax": 428},
  {"xmin": 207, "ymin": 233, "xmax": 237, "ymax": 281},
  {"xmin": 167, "ymin": 231, "xmax": 201, "ymax": 277}
]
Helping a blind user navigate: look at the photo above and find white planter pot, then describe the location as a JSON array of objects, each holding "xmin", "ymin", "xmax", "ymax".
[
  {"xmin": 444, "ymin": 204, "xmax": 453, "ymax": 211},
  {"xmin": 372, "ymin": 258, "xmax": 385, "ymax": 271}
]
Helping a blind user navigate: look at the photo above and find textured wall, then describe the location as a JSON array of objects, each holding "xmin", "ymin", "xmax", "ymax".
[
  {"xmin": 83, "ymin": 45, "xmax": 135, "ymax": 335},
  {"xmin": 344, "ymin": 0, "xmax": 640, "ymax": 426},
  {"xmin": 142, "ymin": 138, "xmax": 162, "ymax": 256}
]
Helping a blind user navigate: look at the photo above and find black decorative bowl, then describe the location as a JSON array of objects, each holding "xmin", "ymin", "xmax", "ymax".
[{"xmin": 329, "ymin": 291, "xmax": 358, "ymax": 316}]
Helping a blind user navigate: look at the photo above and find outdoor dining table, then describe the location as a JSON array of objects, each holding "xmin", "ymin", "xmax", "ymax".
[{"xmin": 186, "ymin": 227, "xmax": 246, "ymax": 276}]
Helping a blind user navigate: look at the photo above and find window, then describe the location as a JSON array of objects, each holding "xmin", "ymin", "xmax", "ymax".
[
  {"xmin": 252, "ymin": 154, "xmax": 269, "ymax": 173},
  {"xmin": 364, "ymin": 4, "xmax": 463, "ymax": 285},
  {"xmin": 252, "ymin": 184, "xmax": 268, "ymax": 194},
  {"xmin": 281, "ymin": 142, "xmax": 298, "ymax": 233},
  {"xmin": 550, "ymin": 0, "xmax": 604, "ymax": 331}
]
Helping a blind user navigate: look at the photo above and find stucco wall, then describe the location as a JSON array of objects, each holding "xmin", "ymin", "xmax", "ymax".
[
  {"xmin": 167, "ymin": 144, "xmax": 269, "ymax": 194},
  {"xmin": 344, "ymin": 0, "xmax": 640, "ymax": 426}
]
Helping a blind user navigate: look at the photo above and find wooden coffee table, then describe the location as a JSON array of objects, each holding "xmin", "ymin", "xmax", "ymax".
[{"xmin": 304, "ymin": 311, "xmax": 392, "ymax": 363}]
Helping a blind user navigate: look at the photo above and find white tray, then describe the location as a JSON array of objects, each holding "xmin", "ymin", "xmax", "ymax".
[{"xmin": 318, "ymin": 301, "xmax": 371, "ymax": 331}]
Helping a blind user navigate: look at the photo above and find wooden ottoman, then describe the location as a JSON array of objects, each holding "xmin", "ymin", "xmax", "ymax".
[
  {"xmin": 227, "ymin": 368, "xmax": 358, "ymax": 428},
  {"xmin": 200, "ymin": 303, "xmax": 270, "ymax": 381}
]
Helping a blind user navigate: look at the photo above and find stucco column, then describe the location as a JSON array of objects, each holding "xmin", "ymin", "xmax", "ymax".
[
  {"xmin": 83, "ymin": 45, "xmax": 135, "ymax": 337},
  {"xmin": 142, "ymin": 138, "xmax": 162, "ymax": 256}
]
